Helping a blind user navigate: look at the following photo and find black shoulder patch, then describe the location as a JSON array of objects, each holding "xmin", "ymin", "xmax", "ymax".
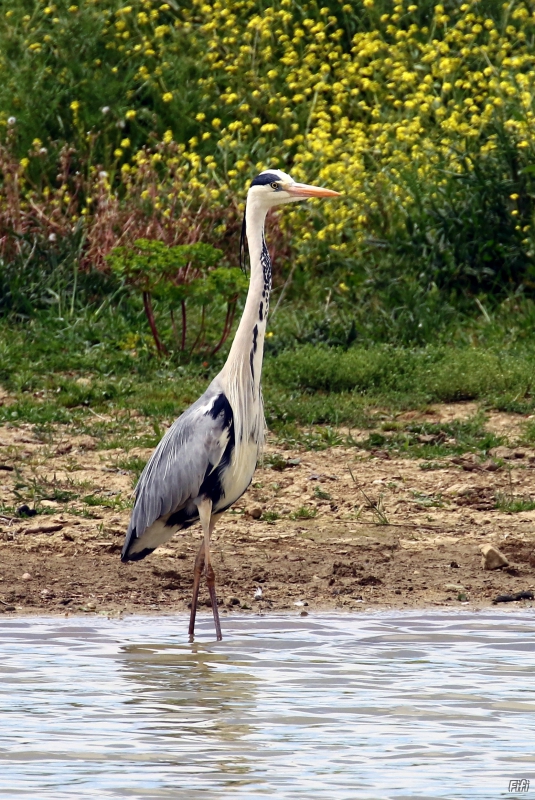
[
  {"xmin": 207, "ymin": 393, "xmax": 233, "ymax": 427},
  {"xmin": 250, "ymin": 172, "xmax": 280, "ymax": 187},
  {"xmin": 198, "ymin": 394, "xmax": 236, "ymax": 507}
]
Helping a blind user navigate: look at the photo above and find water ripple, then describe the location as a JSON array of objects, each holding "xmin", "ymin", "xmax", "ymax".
[{"xmin": 0, "ymin": 610, "xmax": 534, "ymax": 798}]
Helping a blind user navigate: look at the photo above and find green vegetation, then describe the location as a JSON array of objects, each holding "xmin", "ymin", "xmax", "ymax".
[
  {"xmin": 3, "ymin": 0, "xmax": 535, "ymax": 333},
  {"xmin": 261, "ymin": 510, "xmax": 280, "ymax": 524},
  {"xmin": 313, "ymin": 485, "xmax": 331, "ymax": 501},
  {"xmin": 495, "ymin": 492, "xmax": 535, "ymax": 513},
  {"xmin": 266, "ymin": 341, "xmax": 535, "ymax": 408},
  {"xmin": 81, "ymin": 492, "xmax": 130, "ymax": 510},
  {"xmin": 1, "ymin": 0, "xmax": 535, "ymax": 456},
  {"xmin": 114, "ymin": 455, "xmax": 149, "ymax": 485},
  {"xmin": 107, "ymin": 239, "xmax": 247, "ymax": 356},
  {"xmin": 290, "ymin": 506, "xmax": 317, "ymax": 520},
  {"xmin": 0, "ymin": 306, "xmax": 533, "ymax": 458}
]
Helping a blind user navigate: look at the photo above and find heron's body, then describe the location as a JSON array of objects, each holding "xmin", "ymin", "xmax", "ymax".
[
  {"xmin": 122, "ymin": 185, "xmax": 271, "ymax": 563},
  {"xmin": 122, "ymin": 378, "xmax": 260, "ymax": 560},
  {"xmin": 121, "ymin": 169, "xmax": 339, "ymax": 639}
]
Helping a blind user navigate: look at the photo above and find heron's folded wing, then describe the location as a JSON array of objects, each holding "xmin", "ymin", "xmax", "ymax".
[{"xmin": 126, "ymin": 386, "xmax": 230, "ymax": 542}]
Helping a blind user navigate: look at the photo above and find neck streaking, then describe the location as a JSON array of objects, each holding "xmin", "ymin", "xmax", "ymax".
[
  {"xmin": 219, "ymin": 196, "xmax": 272, "ymax": 454},
  {"xmin": 249, "ymin": 234, "xmax": 272, "ymax": 384}
]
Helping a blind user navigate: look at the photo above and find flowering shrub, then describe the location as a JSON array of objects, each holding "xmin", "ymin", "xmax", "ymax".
[{"xmin": 1, "ymin": 0, "xmax": 535, "ymax": 302}]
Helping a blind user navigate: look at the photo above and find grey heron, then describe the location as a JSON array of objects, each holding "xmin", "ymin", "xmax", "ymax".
[{"xmin": 121, "ymin": 169, "xmax": 340, "ymax": 639}]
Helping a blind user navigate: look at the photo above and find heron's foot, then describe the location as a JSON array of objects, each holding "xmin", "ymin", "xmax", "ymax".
[{"xmin": 206, "ymin": 563, "xmax": 222, "ymax": 641}]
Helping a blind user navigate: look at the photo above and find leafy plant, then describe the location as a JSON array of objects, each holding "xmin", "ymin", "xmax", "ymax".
[
  {"xmin": 262, "ymin": 510, "xmax": 280, "ymax": 524},
  {"xmin": 290, "ymin": 506, "xmax": 317, "ymax": 520},
  {"xmin": 313, "ymin": 485, "xmax": 331, "ymax": 500},
  {"xmin": 107, "ymin": 238, "xmax": 247, "ymax": 357},
  {"xmin": 495, "ymin": 493, "xmax": 535, "ymax": 513}
]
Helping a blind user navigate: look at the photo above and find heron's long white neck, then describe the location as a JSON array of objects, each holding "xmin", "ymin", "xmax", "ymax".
[{"xmin": 219, "ymin": 196, "xmax": 271, "ymax": 451}]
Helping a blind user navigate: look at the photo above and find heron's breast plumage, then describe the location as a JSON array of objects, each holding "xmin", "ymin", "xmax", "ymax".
[{"xmin": 216, "ymin": 436, "xmax": 258, "ymax": 512}]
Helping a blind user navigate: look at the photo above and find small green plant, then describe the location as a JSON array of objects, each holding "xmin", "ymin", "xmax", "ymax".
[
  {"xmin": 115, "ymin": 455, "xmax": 148, "ymax": 485},
  {"xmin": 82, "ymin": 494, "xmax": 107, "ymax": 507},
  {"xmin": 82, "ymin": 492, "xmax": 130, "ymax": 511},
  {"xmin": 348, "ymin": 465, "xmax": 389, "ymax": 525},
  {"xmin": 12, "ymin": 472, "xmax": 80, "ymax": 505},
  {"xmin": 313, "ymin": 485, "xmax": 331, "ymax": 500},
  {"xmin": 495, "ymin": 465, "xmax": 535, "ymax": 513},
  {"xmin": 263, "ymin": 453, "xmax": 301, "ymax": 471},
  {"xmin": 290, "ymin": 506, "xmax": 317, "ymax": 520},
  {"xmin": 495, "ymin": 492, "xmax": 535, "ymax": 513},
  {"xmin": 107, "ymin": 239, "xmax": 247, "ymax": 357},
  {"xmin": 410, "ymin": 490, "xmax": 444, "ymax": 508},
  {"xmin": 523, "ymin": 420, "xmax": 535, "ymax": 445},
  {"xmin": 262, "ymin": 510, "xmax": 280, "ymax": 524},
  {"xmin": 264, "ymin": 453, "xmax": 290, "ymax": 471}
]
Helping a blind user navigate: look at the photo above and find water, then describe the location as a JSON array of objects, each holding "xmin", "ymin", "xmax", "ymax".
[{"xmin": 1, "ymin": 611, "xmax": 534, "ymax": 799}]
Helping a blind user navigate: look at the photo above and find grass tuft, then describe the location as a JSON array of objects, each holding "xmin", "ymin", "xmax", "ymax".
[
  {"xmin": 290, "ymin": 507, "xmax": 317, "ymax": 520},
  {"xmin": 495, "ymin": 493, "xmax": 535, "ymax": 513}
]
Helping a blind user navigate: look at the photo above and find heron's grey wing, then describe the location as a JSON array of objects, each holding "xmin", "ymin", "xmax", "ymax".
[{"xmin": 122, "ymin": 382, "xmax": 231, "ymax": 559}]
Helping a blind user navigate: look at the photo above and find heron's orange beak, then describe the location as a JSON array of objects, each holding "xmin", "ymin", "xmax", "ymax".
[{"xmin": 283, "ymin": 182, "xmax": 341, "ymax": 198}]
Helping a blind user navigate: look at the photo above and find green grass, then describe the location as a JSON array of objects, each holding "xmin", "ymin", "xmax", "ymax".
[
  {"xmin": 409, "ymin": 491, "xmax": 445, "ymax": 509},
  {"xmin": 0, "ymin": 305, "xmax": 534, "ymax": 458},
  {"xmin": 11, "ymin": 472, "xmax": 82, "ymax": 506},
  {"xmin": 495, "ymin": 493, "xmax": 535, "ymax": 513},
  {"xmin": 82, "ymin": 493, "xmax": 130, "ymax": 511},
  {"xmin": 523, "ymin": 421, "xmax": 535, "ymax": 445},
  {"xmin": 359, "ymin": 418, "xmax": 503, "ymax": 459},
  {"xmin": 262, "ymin": 453, "xmax": 298, "ymax": 472},
  {"xmin": 261, "ymin": 511, "xmax": 280, "ymax": 524},
  {"xmin": 290, "ymin": 506, "xmax": 317, "ymax": 520},
  {"xmin": 114, "ymin": 455, "xmax": 148, "ymax": 485},
  {"xmin": 266, "ymin": 344, "xmax": 535, "ymax": 412}
]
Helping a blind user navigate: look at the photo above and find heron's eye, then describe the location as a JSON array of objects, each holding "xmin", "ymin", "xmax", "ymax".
[{"xmin": 270, "ymin": 181, "xmax": 279, "ymax": 190}]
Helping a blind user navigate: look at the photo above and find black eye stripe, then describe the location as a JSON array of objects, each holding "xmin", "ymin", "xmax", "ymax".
[{"xmin": 250, "ymin": 172, "xmax": 281, "ymax": 187}]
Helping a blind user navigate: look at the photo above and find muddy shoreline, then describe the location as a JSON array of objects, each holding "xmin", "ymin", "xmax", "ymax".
[{"xmin": 1, "ymin": 402, "xmax": 534, "ymax": 618}]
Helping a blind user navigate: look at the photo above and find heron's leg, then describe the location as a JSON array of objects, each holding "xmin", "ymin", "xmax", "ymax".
[
  {"xmin": 188, "ymin": 540, "xmax": 205, "ymax": 640},
  {"xmin": 205, "ymin": 516, "xmax": 222, "ymax": 641},
  {"xmin": 197, "ymin": 498, "xmax": 222, "ymax": 641}
]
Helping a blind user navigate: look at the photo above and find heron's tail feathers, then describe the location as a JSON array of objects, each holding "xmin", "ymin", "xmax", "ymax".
[{"xmin": 121, "ymin": 516, "xmax": 175, "ymax": 562}]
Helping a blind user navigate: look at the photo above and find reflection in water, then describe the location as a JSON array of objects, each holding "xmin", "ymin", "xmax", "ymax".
[
  {"xmin": 0, "ymin": 611, "xmax": 534, "ymax": 799},
  {"xmin": 120, "ymin": 640, "xmax": 259, "ymax": 776}
]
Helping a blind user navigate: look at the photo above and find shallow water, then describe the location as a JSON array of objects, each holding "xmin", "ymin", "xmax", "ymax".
[{"xmin": 1, "ymin": 611, "xmax": 534, "ymax": 799}]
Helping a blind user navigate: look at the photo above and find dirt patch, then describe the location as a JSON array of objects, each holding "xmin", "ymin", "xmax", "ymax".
[{"xmin": 1, "ymin": 406, "xmax": 535, "ymax": 619}]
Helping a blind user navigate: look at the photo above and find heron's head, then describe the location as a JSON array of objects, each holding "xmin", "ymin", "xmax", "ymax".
[{"xmin": 247, "ymin": 169, "xmax": 340, "ymax": 208}]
